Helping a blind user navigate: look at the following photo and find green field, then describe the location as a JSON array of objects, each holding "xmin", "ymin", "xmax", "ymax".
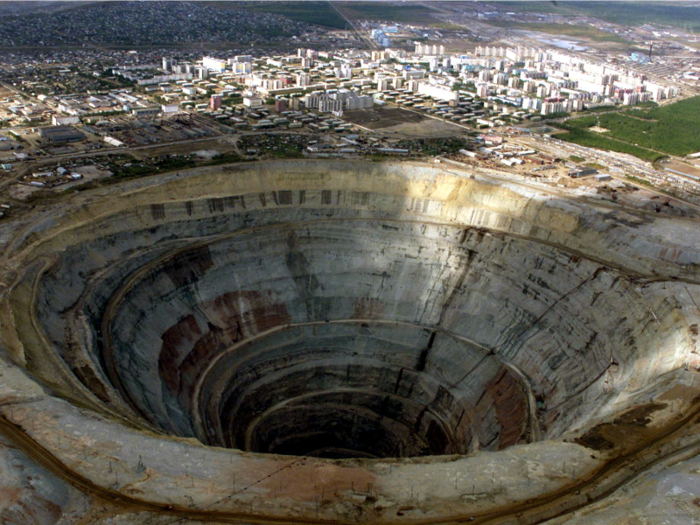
[
  {"xmin": 570, "ymin": 1, "xmax": 700, "ymax": 31},
  {"xmin": 242, "ymin": 1, "xmax": 441, "ymax": 28},
  {"xmin": 239, "ymin": 1, "xmax": 700, "ymax": 33},
  {"xmin": 486, "ymin": 21, "xmax": 626, "ymax": 43},
  {"xmin": 242, "ymin": 2, "xmax": 348, "ymax": 29},
  {"xmin": 556, "ymin": 97, "xmax": 700, "ymax": 160},
  {"xmin": 494, "ymin": 1, "xmax": 700, "ymax": 32},
  {"xmin": 338, "ymin": 3, "xmax": 438, "ymax": 24},
  {"xmin": 492, "ymin": 1, "xmax": 570, "ymax": 15},
  {"xmin": 555, "ymin": 126, "xmax": 663, "ymax": 163}
]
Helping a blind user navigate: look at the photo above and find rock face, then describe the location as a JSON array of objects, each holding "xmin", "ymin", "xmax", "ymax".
[
  {"xmin": 0, "ymin": 434, "xmax": 91, "ymax": 525},
  {"xmin": 105, "ymin": 222, "xmax": 537, "ymax": 456},
  {"xmin": 2, "ymin": 160, "xmax": 700, "ymax": 522}
]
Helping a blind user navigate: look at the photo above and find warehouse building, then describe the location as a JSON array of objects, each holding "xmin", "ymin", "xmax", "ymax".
[{"xmin": 39, "ymin": 127, "xmax": 86, "ymax": 143}]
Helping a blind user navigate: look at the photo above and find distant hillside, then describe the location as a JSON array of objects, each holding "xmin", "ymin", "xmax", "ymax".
[
  {"xmin": 493, "ymin": 1, "xmax": 700, "ymax": 31},
  {"xmin": 0, "ymin": 0, "xmax": 106, "ymax": 15}
]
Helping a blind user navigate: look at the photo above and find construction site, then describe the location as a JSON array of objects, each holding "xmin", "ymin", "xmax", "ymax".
[{"xmin": 1, "ymin": 159, "xmax": 700, "ymax": 524}]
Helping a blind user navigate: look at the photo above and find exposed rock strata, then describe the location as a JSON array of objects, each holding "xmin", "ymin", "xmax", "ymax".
[{"xmin": 1, "ymin": 160, "xmax": 699, "ymax": 522}]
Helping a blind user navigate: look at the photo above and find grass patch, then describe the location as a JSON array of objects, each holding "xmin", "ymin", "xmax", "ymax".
[
  {"xmin": 586, "ymin": 162, "xmax": 605, "ymax": 170},
  {"xmin": 493, "ymin": 1, "xmax": 700, "ymax": 31},
  {"xmin": 107, "ymin": 153, "xmax": 239, "ymax": 184},
  {"xmin": 485, "ymin": 20, "xmax": 626, "ymax": 43},
  {"xmin": 541, "ymin": 111, "xmax": 572, "ymax": 121},
  {"xmin": 563, "ymin": 96, "xmax": 700, "ymax": 157},
  {"xmin": 493, "ymin": 1, "xmax": 570, "ymax": 14},
  {"xmin": 569, "ymin": 155, "xmax": 585, "ymax": 163},
  {"xmin": 242, "ymin": 2, "xmax": 348, "ymax": 29},
  {"xmin": 110, "ymin": 163, "xmax": 155, "ymax": 181},
  {"xmin": 206, "ymin": 152, "xmax": 242, "ymax": 165},
  {"xmin": 430, "ymin": 22, "xmax": 465, "ymax": 30},
  {"xmin": 566, "ymin": 2, "xmax": 700, "ymax": 31},
  {"xmin": 239, "ymin": 134, "xmax": 307, "ymax": 159},
  {"xmin": 339, "ymin": 3, "xmax": 438, "ymax": 24},
  {"xmin": 396, "ymin": 137, "xmax": 468, "ymax": 156},
  {"xmin": 626, "ymin": 175, "xmax": 654, "ymax": 187},
  {"xmin": 554, "ymin": 126, "xmax": 663, "ymax": 163},
  {"xmin": 582, "ymin": 105, "xmax": 620, "ymax": 114}
]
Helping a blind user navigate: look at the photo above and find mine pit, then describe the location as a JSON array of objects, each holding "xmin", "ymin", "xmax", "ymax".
[{"xmin": 3, "ymin": 159, "xmax": 700, "ymax": 522}]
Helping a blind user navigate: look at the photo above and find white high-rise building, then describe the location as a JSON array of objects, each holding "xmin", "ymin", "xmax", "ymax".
[
  {"xmin": 318, "ymin": 95, "xmax": 343, "ymax": 115},
  {"xmin": 202, "ymin": 57, "xmax": 226, "ymax": 73},
  {"xmin": 418, "ymin": 82, "xmax": 459, "ymax": 102},
  {"xmin": 232, "ymin": 62, "xmax": 252, "ymax": 75},
  {"xmin": 335, "ymin": 64, "xmax": 352, "ymax": 80},
  {"xmin": 162, "ymin": 57, "xmax": 175, "ymax": 71}
]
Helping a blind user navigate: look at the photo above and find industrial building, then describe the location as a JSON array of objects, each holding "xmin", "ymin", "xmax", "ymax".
[
  {"xmin": 39, "ymin": 126, "xmax": 86, "ymax": 143},
  {"xmin": 51, "ymin": 115, "xmax": 80, "ymax": 126},
  {"xmin": 567, "ymin": 167, "xmax": 599, "ymax": 178}
]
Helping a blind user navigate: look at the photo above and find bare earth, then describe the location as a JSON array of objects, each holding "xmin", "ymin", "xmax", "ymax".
[{"xmin": 344, "ymin": 107, "xmax": 466, "ymax": 137}]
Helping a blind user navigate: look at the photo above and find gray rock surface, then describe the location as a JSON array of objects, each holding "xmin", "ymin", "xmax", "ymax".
[{"xmin": 1, "ymin": 160, "xmax": 699, "ymax": 523}]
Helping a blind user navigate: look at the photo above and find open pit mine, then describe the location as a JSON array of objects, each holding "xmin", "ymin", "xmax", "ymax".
[{"xmin": 1, "ymin": 159, "xmax": 700, "ymax": 524}]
